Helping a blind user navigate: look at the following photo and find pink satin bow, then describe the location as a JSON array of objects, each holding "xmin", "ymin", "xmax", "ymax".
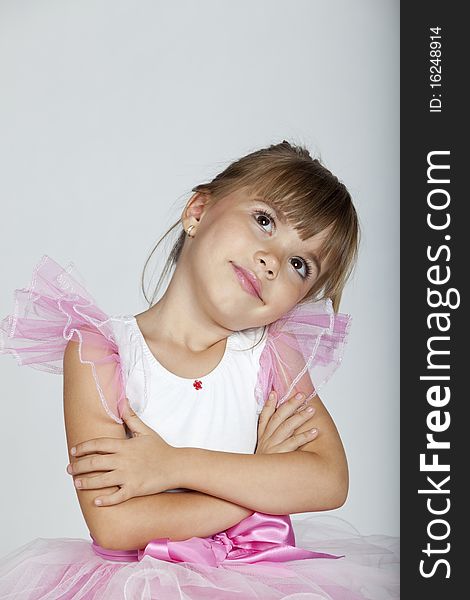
[{"xmin": 91, "ymin": 512, "xmax": 342, "ymax": 576}]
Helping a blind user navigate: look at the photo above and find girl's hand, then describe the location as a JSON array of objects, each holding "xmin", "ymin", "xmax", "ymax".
[
  {"xmin": 255, "ymin": 390, "xmax": 319, "ymax": 454},
  {"xmin": 66, "ymin": 399, "xmax": 182, "ymax": 506}
]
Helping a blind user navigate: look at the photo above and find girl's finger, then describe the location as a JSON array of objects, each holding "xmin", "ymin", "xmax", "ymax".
[
  {"xmin": 71, "ymin": 437, "xmax": 123, "ymax": 458},
  {"xmin": 275, "ymin": 428, "xmax": 319, "ymax": 453},
  {"xmin": 267, "ymin": 406, "xmax": 316, "ymax": 446},
  {"xmin": 262, "ymin": 392, "xmax": 305, "ymax": 439},
  {"xmin": 70, "ymin": 454, "xmax": 116, "ymax": 475},
  {"xmin": 281, "ymin": 405, "xmax": 316, "ymax": 434},
  {"xmin": 94, "ymin": 488, "xmax": 128, "ymax": 507},
  {"xmin": 74, "ymin": 471, "xmax": 120, "ymax": 491},
  {"xmin": 295, "ymin": 428, "xmax": 319, "ymax": 449},
  {"xmin": 257, "ymin": 392, "xmax": 277, "ymax": 436},
  {"xmin": 263, "ymin": 391, "xmax": 276, "ymax": 410}
]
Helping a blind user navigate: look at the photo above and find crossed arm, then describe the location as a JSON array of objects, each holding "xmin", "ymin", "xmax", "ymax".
[{"xmin": 63, "ymin": 340, "xmax": 348, "ymax": 551}]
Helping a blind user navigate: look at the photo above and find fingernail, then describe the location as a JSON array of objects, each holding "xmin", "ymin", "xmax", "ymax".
[
  {"xmin": 71, "ymin": 447, "xmax": 76, "ymax": 456},
  {"xmin": 75, "ymin": 479, "xmax": 82, "ymax": 488},
  {"xmin": 66, "ymin": 464, "xmax": 72, "ymax": 474},
  {"xmin": 310, "ymin": 428, "xmax": 318, "ymax": 435},
  {"xmin": 95, "ymin": 499, "xmax": 102, "ymax": 506},
  {"xmin": 295, "ymin": 393, "xmax": 304, "ymax": 400},
  {"xmin": 306, "ymin": 407, "xmax": 314, "ymax": 413}
]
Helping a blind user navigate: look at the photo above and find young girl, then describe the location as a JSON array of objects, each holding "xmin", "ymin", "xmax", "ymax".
[{"xmin": 0, "ymin": 141, "xmax": 399, "ymax": 599}]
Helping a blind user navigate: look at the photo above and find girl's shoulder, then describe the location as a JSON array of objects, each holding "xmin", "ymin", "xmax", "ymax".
[
  {"xmin": 253, "ymin": 300, "xmax": 353, "ymax": 411},
  {"xmin": 0, "ymin": 256, "xmax": 132, "ymax": 424}
]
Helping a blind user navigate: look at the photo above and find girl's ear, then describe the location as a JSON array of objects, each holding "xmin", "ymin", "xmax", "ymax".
[{"xmin": 181, "ymin": 191, "xmax": 213, "ymax": 228}]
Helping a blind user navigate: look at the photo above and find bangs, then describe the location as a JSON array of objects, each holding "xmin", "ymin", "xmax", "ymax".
[{"xmin": 244, "ymin": 166, "xmax": 353, "ymax": 267}]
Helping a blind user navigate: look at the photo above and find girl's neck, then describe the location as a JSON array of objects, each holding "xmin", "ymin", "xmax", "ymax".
[{"xmin": 135, "ymin": 271, "xmax": 234, "ymax": 354}]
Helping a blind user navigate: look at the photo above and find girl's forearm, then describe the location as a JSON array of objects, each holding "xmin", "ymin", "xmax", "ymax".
[
  {"xmin": 176, "ymin": 448, "xmax": 348, "ymax": 514},
  {"xmin": 98, "ymin": 490, "xmax": 253, "ymax": 551}
]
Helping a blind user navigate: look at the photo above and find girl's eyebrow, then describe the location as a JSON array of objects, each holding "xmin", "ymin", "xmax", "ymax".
[{"xmin": 250, "ymin": 197, "xmax": 322, "ymax": 274}]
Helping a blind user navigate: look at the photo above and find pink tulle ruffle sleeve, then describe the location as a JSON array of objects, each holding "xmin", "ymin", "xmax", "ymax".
[
  {"xmin": 0, "ymin": 255, "xmax": 126, "ymax": 423},
  {"xmin": 254, "ymin": 298, "xmax": 352, "ymax": 411}
]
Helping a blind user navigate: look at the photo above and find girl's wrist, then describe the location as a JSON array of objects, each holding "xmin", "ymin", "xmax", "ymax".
[{"xmin": 169, "ymin": 446, "xmax": 193, "ymax": 490}]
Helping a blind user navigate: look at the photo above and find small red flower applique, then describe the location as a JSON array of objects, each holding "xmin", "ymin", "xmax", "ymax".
[{"xmin": 193, "ymin": 379, "xmax": 203, "ymax": 390}]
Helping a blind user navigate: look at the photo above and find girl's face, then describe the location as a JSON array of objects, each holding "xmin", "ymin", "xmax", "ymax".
[{"xmin": 181, "ymin": 187, "xmax": 331, "ymax": 331}]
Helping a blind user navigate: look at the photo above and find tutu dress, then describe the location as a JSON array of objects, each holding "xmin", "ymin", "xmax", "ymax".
[{"xmin": 0, "ymin": 255, "xmax": 399, "ymax": 599}]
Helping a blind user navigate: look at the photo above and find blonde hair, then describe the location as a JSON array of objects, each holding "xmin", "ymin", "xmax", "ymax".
[{"xmin": 141, "ymin": 140, "xmax": 360, "ymax": 313}]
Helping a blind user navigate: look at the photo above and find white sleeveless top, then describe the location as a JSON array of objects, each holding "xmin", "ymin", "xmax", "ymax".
[{"xmin": 109, "ymin": 316, "xmax": 268, "ymax": 456}]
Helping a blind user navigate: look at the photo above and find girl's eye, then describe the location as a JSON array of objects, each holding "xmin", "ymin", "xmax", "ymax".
[
  {"xmin": 253, "ymin": 209, "xmax": 275, "ymax": 234},
  {"xmin": 290, "ymin": 257, "xmax": 313, "ymax": 280},
  {"xmin": 251, "ymin": 209, "xmax": 314, "ymax": 280}
]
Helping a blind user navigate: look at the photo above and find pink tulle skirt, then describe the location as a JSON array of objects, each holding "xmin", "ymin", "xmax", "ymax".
[{"xmin": 0, "ymin": 515, "xmax": 399, "ymax": 599}]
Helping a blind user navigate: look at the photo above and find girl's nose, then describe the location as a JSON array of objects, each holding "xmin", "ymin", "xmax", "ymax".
[{"xmin": 258, "ymin": 254, "xmax": 279, "ymax": 277}]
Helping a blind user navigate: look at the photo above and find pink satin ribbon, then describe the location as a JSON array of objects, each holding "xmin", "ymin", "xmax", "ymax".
[{"xmin": 91, "ymin": 512, "xmax": 342, "ymax": 576}]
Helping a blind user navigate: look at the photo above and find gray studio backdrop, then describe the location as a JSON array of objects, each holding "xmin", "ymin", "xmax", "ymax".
[{"xmin": 0, "ymin": 0, "xmax": 399, "ymax": 556}]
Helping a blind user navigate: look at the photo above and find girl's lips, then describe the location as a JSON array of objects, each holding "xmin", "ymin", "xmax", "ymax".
[{"xmin": 231, "ymin": 263, "xmax": 263, "ymax": 300}]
